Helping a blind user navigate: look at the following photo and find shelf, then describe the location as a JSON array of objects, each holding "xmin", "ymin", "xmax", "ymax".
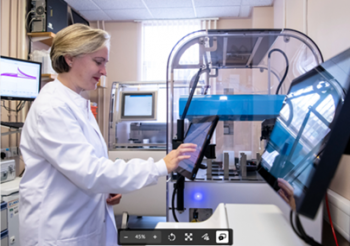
[
  {"xmin": 27, "ymin": 32, "xmax": 55, "ymax": 46},
  {"xmin": 41, "ymin": 74, "xmax": 57, "ymax": 82}
]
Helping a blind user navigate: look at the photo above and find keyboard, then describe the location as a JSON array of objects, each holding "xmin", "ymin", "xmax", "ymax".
[{"xmin": 1, "ymin": 122, "xmax": 24, "ymax": 129}]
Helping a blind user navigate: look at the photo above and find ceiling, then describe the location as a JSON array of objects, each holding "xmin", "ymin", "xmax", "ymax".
[{"xmin": 64, "ymin": 0, "xmax": 274, "ymax": 21}]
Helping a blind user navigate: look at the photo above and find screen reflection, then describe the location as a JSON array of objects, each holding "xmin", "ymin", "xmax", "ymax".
[{"xmin": 260, "ymin": 63, "xmax": 347, "ymax": 210}]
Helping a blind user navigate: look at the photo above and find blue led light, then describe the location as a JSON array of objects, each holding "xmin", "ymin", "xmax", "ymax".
[{"xmin": 193, "ymin": 192, "xmax": 203, "ymax": 201}]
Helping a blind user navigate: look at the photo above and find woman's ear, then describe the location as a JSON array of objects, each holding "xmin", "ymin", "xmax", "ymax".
[{"xmin": 64, "ymin": 54, "xmax": 74, "ymax": 67}]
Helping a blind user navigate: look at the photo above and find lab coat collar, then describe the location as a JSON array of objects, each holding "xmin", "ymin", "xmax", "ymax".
[
  {"xmin": 52, "ymin": 78, "xmax": 108, "ymax": 157},
  {"xmin": 54, "ymin": 79, "xmax": 90, "ymax": 117}
]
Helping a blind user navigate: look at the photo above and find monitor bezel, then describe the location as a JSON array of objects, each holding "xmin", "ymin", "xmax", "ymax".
[
  {"xmin": 175, "ymin": 115, "xmax": 219, "ymax": 180},
  {"xmin": 0, "ymin": 56, "xmax": 42, "ymax": 101},
  {"xmin": 257, "ymin": 50, "xmax": 350, "ymax": 219},
  {"xmin": 119, "ymin": 91, "xmax": 158, "ymax": 121}
]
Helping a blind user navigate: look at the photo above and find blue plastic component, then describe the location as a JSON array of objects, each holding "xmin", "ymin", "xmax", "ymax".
[
  {"xmin": 179, "ymin": 95, "xmax": 286, "ymax": 121},
  {"xmin": 1, "ymin": 201, "xmax": 7, "ymax": 210},
  {"xmin": 1, "ymin": 229, "xmax": 8, "ymax": 239}
]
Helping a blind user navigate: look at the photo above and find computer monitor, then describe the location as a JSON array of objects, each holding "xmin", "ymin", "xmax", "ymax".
[
  {"xmin": 120, "ymin": 91, "xmax": 157, "ymax": 121},
  {"xmin": 258, "ymin": 47, "xmax": 350, "ymax": 219},
  {"xmin": 176, "ymin": 115, "xmax": 219, "ymax": 180},
  {"xmin": 0, "ymin": 56, "xmax": 42, "ymax": 101}
]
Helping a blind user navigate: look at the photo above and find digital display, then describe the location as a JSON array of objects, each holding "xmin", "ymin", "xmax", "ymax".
[
  {"xmin": 123, "ymin": 94, "xmax": 153, "ymax": 117},
  {"xmin": 175, "ymin": 116, "xmax": 219, "ymax": 180},
  {"xmin": 258, "ymin": 47, "xmax": 350, "ymax": 217},
  {"xmin": 178, "ymin": 121, "xmax": 212, "ymax": 173},
  {"xmin": 0, "ymin": 56, "xmax": 41, "ymax": 100},
  {"xmin": 260, "ymin": 78, "xmax": 341, "ymax": 196}
]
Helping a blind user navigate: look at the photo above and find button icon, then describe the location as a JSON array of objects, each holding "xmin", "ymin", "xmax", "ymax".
[
  {"xmin": 185, "ymin": 233, "xmax": 193, "ymax": 241},
  {"xmin": 202, "ymin": 233, "xmax": 210, "ymax": 241},
  {"xmin": 216, "ymin": 231, "xmax": 229, "ymax": 244},
  {"xmin": 168, "ymin": 233, "xmax": 176, "ymax": 241}
]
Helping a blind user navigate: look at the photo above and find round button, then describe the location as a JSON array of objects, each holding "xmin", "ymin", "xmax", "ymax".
[{"xmin": 168, "ymin": 233, "xmax": 176, "ymax": 241}]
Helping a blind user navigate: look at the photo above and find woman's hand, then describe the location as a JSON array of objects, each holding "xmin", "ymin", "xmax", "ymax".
[
  {"xmin": 106, "ymin": 193, "xmax": 122, "ymax": 205},
  {"xmin": 163, "ymin": 143, "xmax": 197, "ymax": 173},
  {"xmin": 277, "ymin": 178, "xmax": 296, "ymax": 210}
]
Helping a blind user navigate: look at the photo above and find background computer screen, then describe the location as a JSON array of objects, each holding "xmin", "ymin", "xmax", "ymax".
[
  {"xmin": 0, "ymin": 56, "xmax": 41, "ymax": 101},
  {"xmin": 121, "ymin": 92, "xmax": 157, "ymax": 120},
  {"xmin": 258, "ymin": 47, "xmax": 350, "ymax": 218}
]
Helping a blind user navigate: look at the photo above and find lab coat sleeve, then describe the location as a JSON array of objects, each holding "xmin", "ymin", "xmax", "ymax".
[{"xmin": 32, "ymin": 104, "xmax": 168, "ymax": 194}]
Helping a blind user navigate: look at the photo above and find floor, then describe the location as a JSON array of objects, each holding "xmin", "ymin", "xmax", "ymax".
[{"xmin": 116, "ymin": 216, "xmax": 349, "ymax": 246}]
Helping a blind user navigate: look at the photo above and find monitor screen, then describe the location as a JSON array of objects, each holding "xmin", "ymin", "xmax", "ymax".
[
  {"xmin": 258, "ymin": 47, "xmax": 350, "ymax": 219},
  {"xmin": 120, "ymin": 92, "xmax": 157, "ymax": 120},
  {"xmin": 176, "ymin": 115, "xmax": 219, "ymax": 180},
  {"xmin": 0, "ymin": 56, "xmax": 41, "ymax": 101}
]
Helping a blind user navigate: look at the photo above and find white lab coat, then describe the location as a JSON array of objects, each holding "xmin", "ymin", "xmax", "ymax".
[{"xmin": 19, "ymin": 79, "xmax": 168, "ymax": 246}]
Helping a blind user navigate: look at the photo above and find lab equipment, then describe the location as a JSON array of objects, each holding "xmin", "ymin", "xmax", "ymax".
[
  {"xmin": 179, "ymin": 94, "xmax": 285, "ymax": 120},
  {"xmin": 0, "ymin": 56, "xmax": 41, "ymax": 101},
  {"xmin": 1, "ymin": 178, "xmax": 21, "ymax": 246},
  {"xmin": 109, "ymin": 81, "xmax": 166, "ymax": 150},
  {"xmin": 120, "ymin": 91, "xmax": 158, "ymax": 121},
  {"xmin": 129, "ymin": 122, "xmax": 166, "ymax": 146},
  {"xmin": 108, "ymin": 81, "xmax": 167, "ymax": 217},
  {"xmin": 1, "ymin": 160, "xmax": 16, "ymax": 183},
  {"xmin": 258, "ymin": 47, "xmax": 350, "ymax": 219},
  {"xmin": 166, "ymin": 28, "xmax": 324, "ymax": 241},
  {"xmin": 176, "ymin": 115, "xmax": 219, "ymax": 180}
]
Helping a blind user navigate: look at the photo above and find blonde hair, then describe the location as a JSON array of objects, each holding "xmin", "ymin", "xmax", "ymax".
[{"xmin": 50, "ymin": 24, "xmax": 110, "ymax": 73}]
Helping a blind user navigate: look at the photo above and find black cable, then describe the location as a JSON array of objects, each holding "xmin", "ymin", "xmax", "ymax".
[
  {"xmin": 28, "ymin": 36, "xmax": 32, "ymax": 60},
  {"xmin": 26, "ymin": 11, "xmax": 34, "ymax": 59},
  {"xmin": 171, "ymin": 186, "xmax": 178, "ymax": 222},
  {"xmin": 290, "ymin": 210, "xmax": 324, "ymax": 246},
  {"xmin": 290, "ymin": 210, "xmax": 303, "ymax": 239},
  {"xmin": 268, "ymin": 49, "xmax": 289, "ymax": 95},
  {"xmin": 16, "ymin": 101, "xmax": 26, "ymax": 111},
  {"xmin": 1, "ymin": 100, "xmax": 26, "ymax": 113},
  {"xmin": 295, "ymin": 215, "xmax": 309, "ymax": 240}
]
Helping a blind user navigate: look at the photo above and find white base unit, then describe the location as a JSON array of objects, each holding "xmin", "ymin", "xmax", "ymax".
[
  {"xmin": 157, "ymin": 203, "xmax": 305, "ymax": 246},
  {"xmin": 168, "ymin": 181, "xmax": 323, "ymax": 244}
]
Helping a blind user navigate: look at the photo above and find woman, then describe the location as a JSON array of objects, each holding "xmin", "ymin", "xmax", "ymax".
[{"xmin": 19, "ymin": 24, "xmax": 196, "ymax": 246}]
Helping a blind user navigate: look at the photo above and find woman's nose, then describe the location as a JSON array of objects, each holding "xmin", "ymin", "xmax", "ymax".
[{"xmin": 100, "ymin": 66, "xmax": 107, "ymax": 76}]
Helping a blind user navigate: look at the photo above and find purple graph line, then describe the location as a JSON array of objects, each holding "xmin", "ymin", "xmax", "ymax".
[{"xmin": 1, "ymin": 67, "xmax": 36, "ymax": 80}]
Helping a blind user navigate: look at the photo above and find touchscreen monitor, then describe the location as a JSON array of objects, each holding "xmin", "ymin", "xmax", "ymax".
[
  {"xmin": 258, "ymin": 47, "xmax": 350, "ymax": 218},
  {"xmin": 175, "ymin": 115, "xmax": 219, "ymax": 180}
]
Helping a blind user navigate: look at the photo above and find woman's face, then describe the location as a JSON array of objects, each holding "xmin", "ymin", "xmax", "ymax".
[{"xmin": 70, "ymin": 46, "xmax": 109, "ymax": 92}]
